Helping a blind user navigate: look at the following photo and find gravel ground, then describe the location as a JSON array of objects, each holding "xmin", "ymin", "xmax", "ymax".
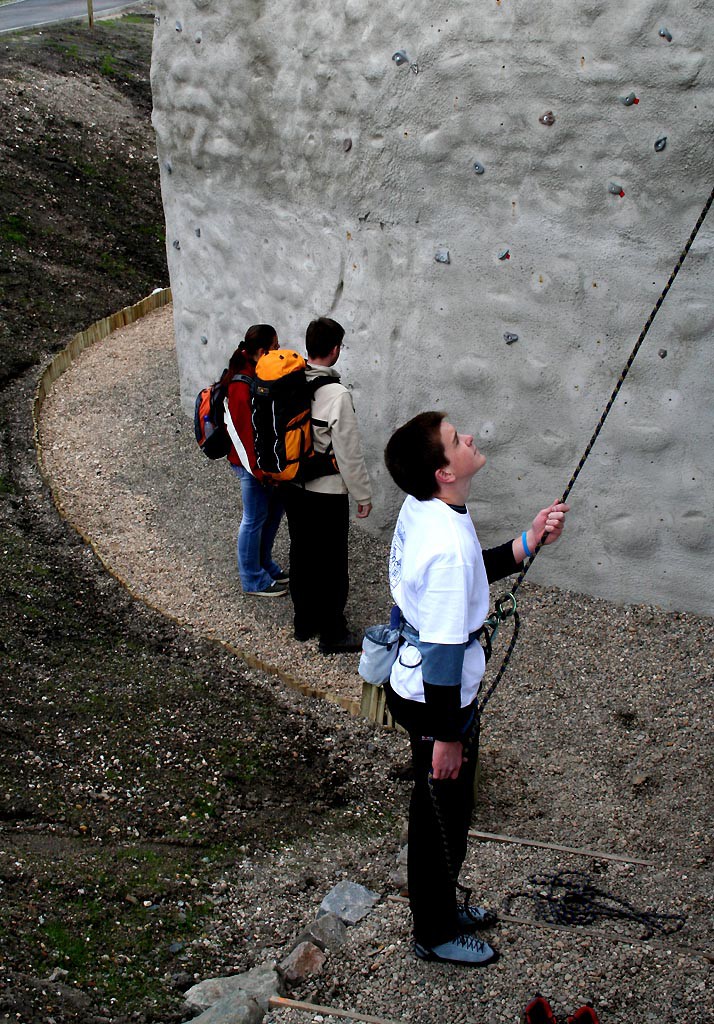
[{"xmin": 37, "ymin": 306, "xmax": 713, "ymax": 1024}]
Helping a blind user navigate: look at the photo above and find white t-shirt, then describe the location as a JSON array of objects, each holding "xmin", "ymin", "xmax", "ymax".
[{"xmin": 388, "ymin": 495, "xmax": 489, "ymax": 707}]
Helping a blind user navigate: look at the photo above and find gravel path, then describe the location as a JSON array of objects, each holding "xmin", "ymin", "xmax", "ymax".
[{"xmin": 38, "ymin": 306, "xmax": 713, "ymax": 1023}]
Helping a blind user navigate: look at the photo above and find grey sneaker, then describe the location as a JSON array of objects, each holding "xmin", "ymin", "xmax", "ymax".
[
  {"xmin": 458, "ymin": 904, "xmax": 498, "ymax": 930},
  {"xmin": 245, "ymin": 581, "xmax": 288, "ymax": 597},
  {"xmin": 414, "ymin": 932, "xmax": 498, "ymax": 967}
]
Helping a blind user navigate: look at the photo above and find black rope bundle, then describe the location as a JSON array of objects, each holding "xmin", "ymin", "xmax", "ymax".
[{"xmin": 503, "ymin": 870, "xmax": 687, "ymax": 940}]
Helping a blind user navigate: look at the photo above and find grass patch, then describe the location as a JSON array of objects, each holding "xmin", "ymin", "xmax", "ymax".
[{"xmin": 0, "ymin": 214, "xmax": 26, "ymax": 244}]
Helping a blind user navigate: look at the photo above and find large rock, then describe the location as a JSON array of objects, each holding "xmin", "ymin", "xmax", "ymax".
[
  {"xmin": 181, "ymin": 991, "xmax": 263, "ymax": 1024},
  {"xmin": 152, "ymin": 0, "xmax": 714, "ymax": 616},
  {"xmin": 318, "ymin": 880, "xmax": 380, "ymax": 925},
  {"xmin": 184, "ymin": 964, "xmax": 282, "ymax": 1013}
]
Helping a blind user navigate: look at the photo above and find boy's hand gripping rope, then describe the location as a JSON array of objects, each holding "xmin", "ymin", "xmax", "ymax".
[{"xmin": 479, "ymin": 184, "xmax": 714, "ymax": 715}]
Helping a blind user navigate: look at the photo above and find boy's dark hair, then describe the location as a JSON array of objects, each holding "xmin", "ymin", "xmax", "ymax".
[
  {"xmin": 384, "ymin": 411, "xmax": 448, "ymax": 500},
  {"xmin": 306, "ymin": 317, "xmax": 345, "ymax": 359}
]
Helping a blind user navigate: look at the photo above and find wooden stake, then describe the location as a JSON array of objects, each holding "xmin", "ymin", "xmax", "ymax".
[
  {"xmin": 268, "ymin": 995, "xmax": 403, "ymax": 1024},
  {"xmin": 87, "ymin": 0, "xmax": 94, "ymax": 28},
  {"xmin": 468, "ymin": 829, "xmax": 655, "ymax": 866}
]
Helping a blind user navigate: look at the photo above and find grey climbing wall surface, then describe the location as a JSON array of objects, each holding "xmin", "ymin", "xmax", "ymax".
[{"xmin": 151, "ymin": 1, "xmax": 714, "ymax": 615}]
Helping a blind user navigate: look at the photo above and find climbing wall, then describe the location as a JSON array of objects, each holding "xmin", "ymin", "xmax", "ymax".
[{"xmin": 151, "ymin": 0, "xmax": 714, "ymax": 615}]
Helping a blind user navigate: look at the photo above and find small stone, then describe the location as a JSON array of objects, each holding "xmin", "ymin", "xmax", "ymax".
[
  {"xmin": 318, "ymin": 880, "xmax": 380, "ymax": 925},
  {"xmin": 280, "ymin": 941, "xmax": 327, "ymax": 983},
  {"xmin": 296, "ymin": 912, "xmax": 348, "ymax": 952}
]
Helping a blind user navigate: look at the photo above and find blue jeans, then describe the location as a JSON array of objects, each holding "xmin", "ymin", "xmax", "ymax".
[{"xmin": 231, "ymin": 465, "xmax": 284, "ymax": 592}]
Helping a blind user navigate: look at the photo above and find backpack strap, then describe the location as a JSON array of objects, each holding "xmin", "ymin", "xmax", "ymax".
[
  {"xmin": 223, "ymin": 395, "xmax": 255, "ymax": 476},
  {"xmin": 232, "ymin": 373, "xmax": 253, "ymax": 386}
]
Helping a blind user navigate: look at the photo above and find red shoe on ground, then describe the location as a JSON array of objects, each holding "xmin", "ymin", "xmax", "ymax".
[
  {"xmin": 522, "ymin": 994, "xmax": 557, "ymax": 1024},
  {"xmin": 567, "ymin": 1006, "xmax": 601, "ymax": 1024}
]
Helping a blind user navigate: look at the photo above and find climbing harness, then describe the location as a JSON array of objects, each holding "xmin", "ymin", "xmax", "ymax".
[
  {"xmin": 503, "ymin": 870, "xmax": 686, "ymax": 939},
  {"xmin": 428, "ymin": 185, "xmax": 714, "ymax": 919}
]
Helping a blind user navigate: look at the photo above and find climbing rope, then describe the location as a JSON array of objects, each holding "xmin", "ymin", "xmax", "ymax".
[
  {"xmin": 478, "ymin": 183, "xmax": 714, "ymax": 715},
  {"xmin": 503, "ymin": 870, "xmax": 686, "ymax": 939}
]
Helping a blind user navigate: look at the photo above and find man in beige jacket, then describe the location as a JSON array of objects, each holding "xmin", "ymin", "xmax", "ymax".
[{"xmin": 282, "ymin": 316, "xmax": 372, "ymax": 654}]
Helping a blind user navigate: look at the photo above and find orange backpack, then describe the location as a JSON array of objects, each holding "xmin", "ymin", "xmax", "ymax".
[{"xmin": 252, "ymin": 349, "xmax": 339, "ymax": 483}]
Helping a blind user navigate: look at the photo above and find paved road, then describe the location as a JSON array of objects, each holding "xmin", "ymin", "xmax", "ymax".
[{"xmin": 0, "ymin": 0, "xmax": 141, "ymax": 34}]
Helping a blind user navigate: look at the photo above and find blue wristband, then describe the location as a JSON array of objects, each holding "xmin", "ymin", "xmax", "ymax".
[{"xmin": 522, "ymin": 531, "xmax": 532, "ymax": 558}]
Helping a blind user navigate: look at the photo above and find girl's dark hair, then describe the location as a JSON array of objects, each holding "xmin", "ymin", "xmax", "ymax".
[
  {"xmin": 384, "ymin": 411, "xmax": 448, "ymax": 500},
  {"xmin": 220, "ymin": 324, "xmax": 277, "ymax": 386}
]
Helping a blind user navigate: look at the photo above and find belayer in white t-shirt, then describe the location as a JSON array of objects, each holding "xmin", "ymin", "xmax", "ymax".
[{"xmin": 383, "ymin": 411, "xmax": 569, "ymax": 968}]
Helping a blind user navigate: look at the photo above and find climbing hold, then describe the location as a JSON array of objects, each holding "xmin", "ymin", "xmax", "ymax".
[
  {"xmin": 659, "ymin": 27, "xmax": 673, "ymax": 42},
  {"xmin": 201, "ymin": 335, "xmax": 208, "ymax": 346},
  {"xmin": 539, "ymin": 111, "xmax": 555, "ymax": 126},
  {"xmin": 434, "ymin": 248, "xmax": 451, "ymax": 264},
  {"xmin": 410, "ymin": 62, "xmax": 420, "ymax": 75},
  {"xmin": 195, "ymin": 228, "xmax": 201, "ymax": 237},
  {"xmin": 498, "ymin": 249, "xmax": 511, "ymax": 261},
  {"xmin": 172, "ymin": 240, "xmax": 180, "ymax": 250},
  {"xmin": 658, "ymin": 349, "xmax": 667, "ymax": 359},
  {"xmin": 154, "ymin": 15, "xmax": 160, "ymax": 24},
  {"xmin": 654, "ymin": 136, "xmax": 667, "ymax": 152},
  {"xmin": 343, "ymin": 138, "xmax": 352, "ymax": 152},
  {"xmin": 504, "ymin": 333, "xmax": 519, "ymax": 344},
  {"xmin": 473, "ymin": 161, "xmax": 485, "ymax": 175},
  {"xmin": 164, "ymin": 160, "xmax": 172, "ymax": 174},
  {"xmin": 392, "ymin": 51, "xmax": 409, "ymax": 66},
  {"xmin": 608, "ymin": 182, "xmax": 625, "ymax": 198},
  {"xmin": 621, "ymin": 92, "xmax": 639, "ymax": 106},
  {"xmin": 195, "ymin": 32, "xmax": 202, "ymax": 44},
  {"xmin": 175, "ymin": 20, "xmax": 182, "ymax": 32}
]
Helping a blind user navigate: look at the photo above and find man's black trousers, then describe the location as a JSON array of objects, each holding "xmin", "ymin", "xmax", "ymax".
[
  {"xmin": 282, "ymin": 485, "xmax": 350, "ymax": 644},
  {"xmin": 385, "ymin": 683, "xmax": 480, "ymax": 947}
]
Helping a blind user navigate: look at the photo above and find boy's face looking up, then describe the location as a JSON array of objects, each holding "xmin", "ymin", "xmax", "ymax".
[{"xmin": 438, "ymin": 419, "xmax": 487, "ymax": 486}]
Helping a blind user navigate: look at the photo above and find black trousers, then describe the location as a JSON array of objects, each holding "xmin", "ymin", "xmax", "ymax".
[
  {"xmin": 282, "ymin": 485, "xmax": 350, "ymax": 643},
  {"xmin": 385, "ymin": 683, "xmax": 480, "ymax": 947}
]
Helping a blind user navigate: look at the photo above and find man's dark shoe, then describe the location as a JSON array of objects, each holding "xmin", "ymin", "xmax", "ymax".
[
  {"xmin": 414, "ymin": 932, "xmax": 498, "ymax": 967},
  {"xmin": 318, "ymin": 631, "xmax": 363, "ymax": 655},
  {"xmin": 458, "ymin": 904, "xmax": 498, "ymax": 930},
  {"xmin": 522, "ymin": 995, "xmax": 557, "ymax": 1024},
  {"xmin": 567, "ymin": 1007, "xmax": 600, "ymax": 1024},
  {"xmin": 273, "ymin": 570, "xmax": 290, "ymax": 582},
  {"xmin": 244, "ymin": 581, "xmax": 288, "ymax": 598},
  {"xmin": 294, "ymin": 626, "xmax": 317, "ymax": 642}
]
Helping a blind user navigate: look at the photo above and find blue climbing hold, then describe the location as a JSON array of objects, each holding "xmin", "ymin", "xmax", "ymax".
[
  {"xmin": 392, "ymin": 51, "xmax": 409, "ymax": 67},
  {"xmin": 654, "ymin": 136, "xmax": 667, "ymax": 152},
  {"xmin": 621, "ymin": 92, "xmax": 639, "ymax": 106},
  {"xmin": 659, "ymin": 27, "xmax": 673, "ymax": 42},
  {"xmin": 434, "ymin": 249, "xmax": 451, "ymax": 264},
  {"xmin": 504, "ymin": 333, "xmax": 519, "ymax": 345},
  {"xmin": 498, "ymin": 249, "xmax": 511, "ymax": 261},
  {"xmin": 473, "ymin": 162, "xmax": 485, "ymax": 175}
]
